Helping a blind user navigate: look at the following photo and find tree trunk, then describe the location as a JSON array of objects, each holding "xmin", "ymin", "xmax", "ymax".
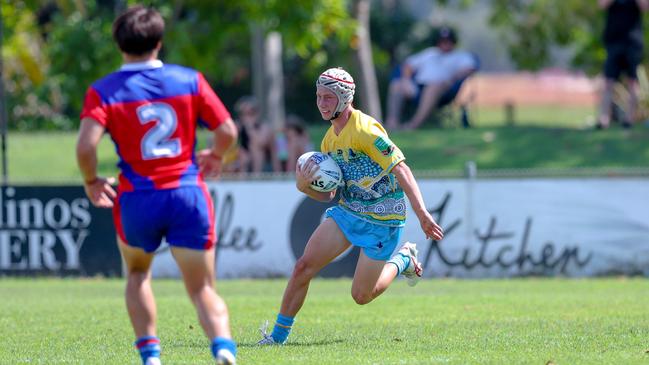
[
  {"xmin": 353, "ymin": 0, "xmax": 382, "ymax": 121},
  {"xmin": 251, "ymin": 27, "xmax": 285, "ymax": 132},
  {"xmin": 0, "ymin": 5, "xmax": 8, "ymax": 183},
  {"xmin": 251, "ymin": 25, "xmax": 266, "ymax": 118},
  {"xmin": 264, "ymin": 32, "xmax": 285, "ymax": 132}
]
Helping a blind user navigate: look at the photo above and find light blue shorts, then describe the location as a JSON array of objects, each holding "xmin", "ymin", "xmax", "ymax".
[{"xmin": 325, "ymin": 206, "xmax": 403, "ymax": 261}]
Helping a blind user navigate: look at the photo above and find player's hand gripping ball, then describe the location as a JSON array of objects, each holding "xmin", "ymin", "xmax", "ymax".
[{"xmin": 297, "ymin": 151, "xmax": 343, "ymax": 192}]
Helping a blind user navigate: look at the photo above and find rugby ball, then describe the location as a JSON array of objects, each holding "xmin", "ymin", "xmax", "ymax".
[{"xmin": 297, "ymin": 151, "xmax": 343, "ymax": 192}]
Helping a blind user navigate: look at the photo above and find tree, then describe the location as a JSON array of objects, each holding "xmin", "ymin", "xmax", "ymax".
[
  {"xmin": 2, "ymin": 0, "xmax": 356, "ymax": 129},
  {"xmin": 352, "ymin": 0, "xmax": 382, "ymax": 120},
  {"xmin": 6, "ymin": 0, "xmax": 632, "ymax": 131},
  {"xmin": 486, "ymin": 0, "xmax": 606, "ymax": 74},
  {"xmin": 2, "ymin": 1, "xmax": 77, "ymax": 130}
]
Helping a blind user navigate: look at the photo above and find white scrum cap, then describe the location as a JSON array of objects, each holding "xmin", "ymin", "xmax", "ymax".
[{"xmin": 316, "ymin": 67, "xmax": 355, "ymax": 119}]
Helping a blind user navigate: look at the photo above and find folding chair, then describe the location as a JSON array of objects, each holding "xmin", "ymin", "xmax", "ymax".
[{"xmin": 389, "ymin": 53, "xmax": 479, "ymax": 128}]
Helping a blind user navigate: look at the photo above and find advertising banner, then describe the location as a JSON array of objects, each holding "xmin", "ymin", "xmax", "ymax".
[
  {"xmin": 3, "ymin": 178, "xmax": 647, "ymax": 278},
  {"xmin": 150, "ymin": 178, "xmax": 649, "ymax": 278},
  {"xmin": 0, "ymin": 186, "xmax": 120, "ymax": 276}
]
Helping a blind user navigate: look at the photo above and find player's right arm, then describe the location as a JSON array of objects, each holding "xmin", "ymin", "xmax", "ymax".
[
  {"xmin": 76, "ymin": 117, "xmax": 117, "ymax": 208},
  {"xmin": 295, "ymin": 157, "xmax": 336, "ymax": 202}
]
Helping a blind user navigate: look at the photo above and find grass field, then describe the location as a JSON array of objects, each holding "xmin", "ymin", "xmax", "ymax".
[
  {"xmin": 5, "ymin": 106, "xmax": 649, "ymax": 183},
  {"xmin": 1, "ymin": 278, "xmax": 648, "ymax": 364},
  {"xmin": 471, "ymin": 105, "xmax": 597, "ymax": 129}
]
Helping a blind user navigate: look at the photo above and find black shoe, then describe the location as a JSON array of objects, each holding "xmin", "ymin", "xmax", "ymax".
[{"xmin": 622, "ymin": 121, "xmax": 633, "ymax": 129}]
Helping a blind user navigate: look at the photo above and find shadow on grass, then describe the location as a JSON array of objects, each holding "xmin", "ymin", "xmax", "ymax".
[{"xmin": 239, "ymin": 339, "xmax": 345, "ymax": 348}]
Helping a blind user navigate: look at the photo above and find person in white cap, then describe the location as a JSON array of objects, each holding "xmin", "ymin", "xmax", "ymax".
[{"xmin": 258, "ymin": 67, "xmax": 444, "ymax": 345}]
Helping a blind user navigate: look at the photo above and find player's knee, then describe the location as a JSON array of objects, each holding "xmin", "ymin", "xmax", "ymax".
[
  {"xmin": 185, "ymin": 282, "xmax": 208, "ymax": 298},
  {"xmin": 292, "ymin": 258, "xmax": 316, "ymax": 281},
  {"xmin": 127, "ymin": 270, "xmax": 149, "ymax": 285},
  {"xmin": 351, "ymin": 289, "xmax": 373, "ymax": 305}
]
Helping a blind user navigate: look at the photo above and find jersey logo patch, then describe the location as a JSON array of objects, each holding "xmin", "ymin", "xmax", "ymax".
[{"xmin": 374, "ymin": 136, "xmax": 395, "ymax": 156}]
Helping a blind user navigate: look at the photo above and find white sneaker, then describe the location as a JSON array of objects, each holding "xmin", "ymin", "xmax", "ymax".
[
  {"xmin": 215, "ymin": 349, "xmax": 236, "ymax": 365},
  {"xmin": 257, "ymin": 320, "xmax": 278, "ymax": 345},
  {"xmin": 399, "ymin": 242, "xmax": 423, "ymax": 287}
]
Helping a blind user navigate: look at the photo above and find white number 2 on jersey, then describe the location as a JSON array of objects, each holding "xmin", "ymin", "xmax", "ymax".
[{"xmin": 136, "ymin": 102, "xmax": 181, "ymax": 160}]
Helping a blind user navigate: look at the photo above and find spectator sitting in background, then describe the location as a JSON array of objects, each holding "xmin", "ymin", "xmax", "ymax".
[
  {"xmin": 385, "ymin": 26, "xmax": 477, "ymax": 130},
  {"xmin": 284, "ymin": 114, "xmax": 313, "ymax": 172},
  {"xmin": 234, "ymin": 96, "xmax": 281, "ymax": 173},
  {"xmin": 596, "ymin": 0, "xmax": 649, "ymax": 129}
]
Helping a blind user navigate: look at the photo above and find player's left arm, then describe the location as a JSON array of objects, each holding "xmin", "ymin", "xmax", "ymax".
[
  {"xmin": 359, "ymin": 121, "xmax": 442, "ymax": 239},
  {"xmin": 76, "ymin": 117, "xmax": 116, "ymax": 208},
  {"xmin": 392, "ymin": 161, "xmax": 444, "ymax": 241},
  {"xmin": 195, "ymin": 72, "xmax": 238, "ymax": 179},
  {"xmin": 198, "ymin": 117, "xmax": 238, "ymax": 179}
]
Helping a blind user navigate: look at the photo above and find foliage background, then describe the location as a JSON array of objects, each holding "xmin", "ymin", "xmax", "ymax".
[
  {"xmin": 2, "ymin": 0, "xmax": 358, "ymax": 129},
  {"xmin": 2, "ymin": 0, "xmax": 645, "ymax": 130}
]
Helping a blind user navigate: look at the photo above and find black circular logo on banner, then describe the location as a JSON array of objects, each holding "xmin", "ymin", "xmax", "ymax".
[{"xmin": 289, "ymin": 197, "xmax": 360, "ymax": 277}]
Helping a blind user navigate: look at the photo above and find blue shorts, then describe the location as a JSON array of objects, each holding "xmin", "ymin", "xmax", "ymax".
[
  {"xmin": 113, "ymin": 185, "xmax": 215, "ymax": 253},
  {"xmin": 325, "ymin": 206, "xmax": 403, "ymax": 261}
]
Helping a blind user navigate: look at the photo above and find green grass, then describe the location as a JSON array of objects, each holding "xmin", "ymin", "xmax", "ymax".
[
  {"xmin": 5, "ymin": 104, "xmax": 649, "ymax": 183},
  {"xmin": 471, "ymin": 105, "xmax": 597, "ymax": 129},
  {"xmin": 391, "ymin": 125, "xmax": 649, "ymax": 171},
  {"xmin": 6, "ymin": 131, "xmax": 119, "ymax": 184},
  {"xmin": 1, "ymin": 278, "xmax": 648, "ymax": 364}
]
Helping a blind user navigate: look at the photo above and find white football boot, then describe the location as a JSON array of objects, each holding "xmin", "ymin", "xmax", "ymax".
[
  {"xmin": 215, "ymin": 349, "xmax": 236, "ymax": 365},
  {"xmin": 399, "ymin": 242, "xmax": 423, "ymax": 287},
  {"xmin": 257, "ymin": 320, "xmax": 278, "ymax": 345}
]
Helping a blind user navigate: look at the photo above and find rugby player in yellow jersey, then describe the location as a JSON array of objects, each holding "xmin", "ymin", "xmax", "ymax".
[{"xmin": 259, "ymin": 67, "xmax": 444, "ymax": 345}]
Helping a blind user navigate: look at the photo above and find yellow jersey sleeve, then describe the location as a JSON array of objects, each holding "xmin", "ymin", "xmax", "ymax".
[{"xmin": 359, "ymin": 121, "xmax": 405, "ymax": 172}]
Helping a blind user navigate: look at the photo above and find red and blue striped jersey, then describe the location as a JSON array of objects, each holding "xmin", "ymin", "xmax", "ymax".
[{"xmin": 81, "ymin": 61, "xmax": 230, "ymax": 191}]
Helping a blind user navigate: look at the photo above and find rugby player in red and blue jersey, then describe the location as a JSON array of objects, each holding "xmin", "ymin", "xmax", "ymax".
[{"xmin": 76, "ymin": 5, "xmax": 237, "ymax": 365}]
